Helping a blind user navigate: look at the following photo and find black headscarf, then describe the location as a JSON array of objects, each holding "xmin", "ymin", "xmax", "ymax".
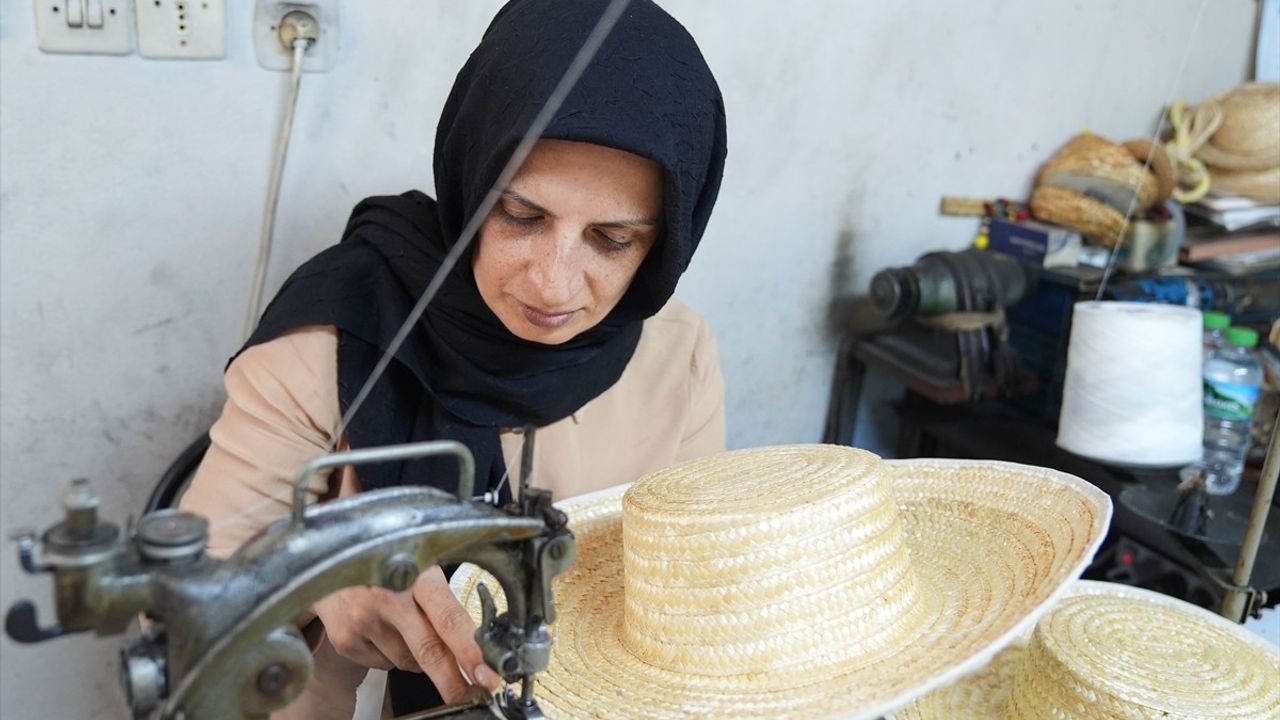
[{"xmin": 245, "ymin": 0, "xmax": 725, "ymax": 499}]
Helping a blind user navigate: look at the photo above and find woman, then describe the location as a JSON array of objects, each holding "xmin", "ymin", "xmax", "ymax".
[{"xmin": 179, "ymin": 0, "xmax": 727, "ymax": 716}]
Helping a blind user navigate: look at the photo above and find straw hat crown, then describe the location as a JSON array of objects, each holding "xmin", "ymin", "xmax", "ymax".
[
  {"xmin": 899, "ymin": 581, "xmax": 1280, "ymax": 720},
  {"xmin": 622, "ymin": 446, "xmax": 922, "ymax": 678}
]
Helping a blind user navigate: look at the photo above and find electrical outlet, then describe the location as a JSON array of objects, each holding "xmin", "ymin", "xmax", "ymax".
[
  {"xmin": 134, "ymin": 0, "xmax": 224, "ymax": 59},
  {"xmin": 253, "ymin": 0, "xmax": 339, "ymax": 73},
  {"xmin": 34, "ymin": 0, "xmax": 133, "ymax": 55}
]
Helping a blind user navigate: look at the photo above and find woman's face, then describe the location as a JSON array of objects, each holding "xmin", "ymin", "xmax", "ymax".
[{"xmin": 473, "ymin": 139, "xmax": 663, "ymax": 345}]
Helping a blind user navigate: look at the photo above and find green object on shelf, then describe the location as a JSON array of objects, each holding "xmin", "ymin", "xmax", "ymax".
[
  {"xmin": 1226, "ymin": 327, "xmax": 1259, "ymax": 348},
  {"xmin": 1202, "ymin": 311, "xmax": 1230, "ymax": 330}
]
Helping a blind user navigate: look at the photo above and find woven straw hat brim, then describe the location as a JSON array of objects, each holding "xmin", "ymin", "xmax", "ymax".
[
  {"xmin": 1199, "ymin": 143, "xmax": 1280, "ymax": 172},
  {"xmin": 452, "ymin": 457, "xmax": 1110, "ymax": 720},
  {"xmin": 1195, "ymin": 82, "xmax": 1280, "ymax": 171},
  {"xmin": 895, "ymin": 580, "xmax": 1280, "ymax": 720},
  {"xmin": 1210, "ymin": 165, "xmax": 1280, "ymax": 204},
  {"xmin": 1030, "ymin": 185, "xmax": 1128, "ymax": 246}
]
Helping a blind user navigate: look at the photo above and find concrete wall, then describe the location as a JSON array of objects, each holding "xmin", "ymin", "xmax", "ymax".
[{"xmin": 0, "ymin": 1, "xmax": 1254, "ymax": 717}]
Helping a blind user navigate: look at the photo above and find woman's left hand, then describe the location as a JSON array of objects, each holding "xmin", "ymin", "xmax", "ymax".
[{"xmin": 310, "ymin": 565, "xmax": 502, "ymax": 702}]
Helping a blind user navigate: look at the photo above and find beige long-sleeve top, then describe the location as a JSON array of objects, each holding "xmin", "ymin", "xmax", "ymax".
[{"xmin": 181, "ymin": 298, "xmax": 725, "ymax": 555}]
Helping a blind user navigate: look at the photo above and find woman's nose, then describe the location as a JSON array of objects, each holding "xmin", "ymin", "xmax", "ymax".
[{"xmin": 527, "ymin": 229, "xmax": 585, "ymax": 307}]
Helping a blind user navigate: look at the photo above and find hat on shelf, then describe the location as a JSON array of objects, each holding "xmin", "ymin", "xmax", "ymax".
[
  {"xmin": 1185, "ymin": 82, "xmax": 1280, "ymax": 203},
  {"xmin": 1029, "ymin": 133, "xmax": 1173, "ymax": 246},
  {"xmin": 1195, "ymin": 82, "xmax": 1280, "ymax": 172},
  {"xmin": 452, "ymin": 444, "xmax": 1111, "ymax": 719}
]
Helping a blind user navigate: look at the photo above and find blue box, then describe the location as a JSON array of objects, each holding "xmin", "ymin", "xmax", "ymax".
[{"xmin": 988, "ymin": 218, "xmax": 1081, "ymax": 268}]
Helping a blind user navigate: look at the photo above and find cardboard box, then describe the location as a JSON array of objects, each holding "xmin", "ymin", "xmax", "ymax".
[{"xmin": 988, "ymin": 218, "xmax": 1081, "ymax": 268}]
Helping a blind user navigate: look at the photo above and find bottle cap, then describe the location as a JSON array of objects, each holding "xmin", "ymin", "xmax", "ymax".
[
  {"xmin": 1202, "ymin": 311, "xmax": 1230, "ymax": 330},
  {"xmin": 1225, "ymin": 327, "xmax": 1259, "ymax": 348}
]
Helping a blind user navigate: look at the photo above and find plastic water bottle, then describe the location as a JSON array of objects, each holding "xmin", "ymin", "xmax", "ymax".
[
  {"xmin": 1201, "ymin": 327, "xmax": 1263, "ymax": 496},
  {"xmin": 1201, "ymin": 311, "xmax": 1229, "ymax": 361}
]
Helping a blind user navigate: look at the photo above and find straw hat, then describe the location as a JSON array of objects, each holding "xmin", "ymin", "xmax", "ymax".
[
  {"xmin": 1036, "ymin": 133, "xmax": 1162, "ymax": 210},
  {"xmin": 1121, "ymin": 138, "xmax": 1175, "ymax": 204},
  {"xmin": 1211, "ymin": 165, "xmax": 1280, "ymax": 204},
  {"xmin": 1029, "ymin": 184, "xmax": 1128, "ymax": 246},
  {"xmin": 1186, "ymin": 83, "xmax": 1280, "ymax": 203},
  {"xmin": 896, "ymin": 580, "xmax": 1280, "ymax": 719},
  {"xmin": 1195, "ymin": 82, "xmax": 1280, "ymax": 172},
  {"xmin": 1029, "ymin": 133, "xmax": 1172, "ymax": 245},
  {"xmin": 452, "ymin": 445, "xmax": 1111, "ymax": 719}
]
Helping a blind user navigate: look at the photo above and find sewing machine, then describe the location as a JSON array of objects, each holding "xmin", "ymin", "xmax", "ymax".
[
  {"xmin": 824, "ymin": 248, "xmax": 1037, "ymax": 445},
  {"xmin": 4, "ymin": 440, "xmax": 575, "ymax": 720}
]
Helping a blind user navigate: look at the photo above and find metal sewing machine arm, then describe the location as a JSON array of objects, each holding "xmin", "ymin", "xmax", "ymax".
[{"xmin": 5, "ymin": 440, "xmax": 576, "ymax": 720}]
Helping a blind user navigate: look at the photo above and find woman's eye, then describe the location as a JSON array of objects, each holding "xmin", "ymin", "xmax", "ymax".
[
  {"xmin": 593, "ymin": 229, "xmax": 630, "ymax": 251},
  {"xmin": 500, "ymin": 206, "xmax": 543, "ymax": 226}
]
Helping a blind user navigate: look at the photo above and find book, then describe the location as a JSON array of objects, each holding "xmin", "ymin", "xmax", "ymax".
[
  {"xmin": 1184, "ymin": 193, "xmax": 1280, "ymax": 232},
  {"xmin": 1198, "ymin": 191, "xmax": 1269, "ymax": 212},
  {"xmin": 1192, "ymin": 245, "xmax": 1280, "ymax": 275},
  {"xmin": 1181, "ymin": 232, "xmax": 1280, "ymax": 262}
]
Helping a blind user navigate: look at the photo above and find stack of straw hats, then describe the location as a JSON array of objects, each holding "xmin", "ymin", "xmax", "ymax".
[
  {"xmin": 1196, "ymin": 83, "xmax": 1280, "ymax": 203},
  {"xmin": 1029, "ymin": 134, "xmax": 1175, "ymax": 246},
  {"xmin": 897, "ymin": 580, "xmax": 1280, "ymax": 719},
  {"xmin": 453, "ymin": 444, "xmax": 1111, "ymax": 719}
]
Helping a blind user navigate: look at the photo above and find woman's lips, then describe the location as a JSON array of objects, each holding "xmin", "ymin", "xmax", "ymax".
[{"xmin": 519, "ymin": 302, "xmax": 577, "ymax": 329}]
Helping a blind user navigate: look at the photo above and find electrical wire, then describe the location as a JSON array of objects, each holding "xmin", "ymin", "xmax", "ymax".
[{"xmin": 244, "ymin": 38, "xmax": 311, "ymax": 342}]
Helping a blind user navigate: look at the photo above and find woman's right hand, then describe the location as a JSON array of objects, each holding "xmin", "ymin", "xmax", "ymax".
[{"xmin": 310, "ymin": 565, "xmax": 502, "ymax": 702}]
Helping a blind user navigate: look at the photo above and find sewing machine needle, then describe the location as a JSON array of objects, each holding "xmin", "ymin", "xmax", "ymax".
[{"xmin": 519, "ymin": 425, "xmax": 536, "ymax": 502}]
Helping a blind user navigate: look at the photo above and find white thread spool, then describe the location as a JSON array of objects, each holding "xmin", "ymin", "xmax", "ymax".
[{"xmin": 1057, "ymin": 301, "xmax": 1203, "ymax": 467}]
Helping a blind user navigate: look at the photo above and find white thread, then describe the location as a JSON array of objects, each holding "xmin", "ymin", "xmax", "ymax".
[
  {"xmin": 1057, "ymin": 301, "xmax": 1203, "ymax": 467},
  {"xmin": 1095, "ymin": 0, "xmax": 1210, "ymax": 300},
  {"xmin": 479, "ymin": 435, "xmax": 525, "ymax": 504}
]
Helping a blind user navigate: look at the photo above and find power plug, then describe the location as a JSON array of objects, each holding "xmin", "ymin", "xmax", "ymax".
[{"xmin": 252, "ymin": 0, "xmax": 339, "ymax": 73}]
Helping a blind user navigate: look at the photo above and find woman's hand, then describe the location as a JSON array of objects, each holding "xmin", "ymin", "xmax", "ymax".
[{"xmin": 311, "ymin": 565, "xmax": 502, "ymax": 702}]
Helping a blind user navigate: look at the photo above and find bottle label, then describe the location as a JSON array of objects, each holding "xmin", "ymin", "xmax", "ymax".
[{"xmin": 1203, "ymin": 380, "xmax": 1260, "ymax": 421}]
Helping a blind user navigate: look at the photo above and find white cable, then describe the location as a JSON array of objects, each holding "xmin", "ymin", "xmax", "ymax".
[{"xmin": 244, "ymin": 39, "xmax": 310, "ymax": 342}]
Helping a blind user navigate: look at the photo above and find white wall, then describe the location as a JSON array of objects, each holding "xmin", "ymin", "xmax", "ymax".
[{"xmin": 0, "ymin": 1, "xmax": 1253, "ymax": 717}]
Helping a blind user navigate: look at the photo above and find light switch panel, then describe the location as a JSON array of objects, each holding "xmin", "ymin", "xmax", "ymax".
[
  {"xmin": 135, "ymin": 0, "xmax": 225, "ymax": 59},
  {"xmin": 34, "ymin": 0, "xmax": 132, "ymax": 54}
]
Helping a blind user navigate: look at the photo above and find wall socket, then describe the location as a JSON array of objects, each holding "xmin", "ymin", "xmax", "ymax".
[
  {"xmin": 134, "ymin": 0, "xmax": 225, "ymax": 59},
  {"xmin": 253, "ymin": 0, "xmax": 339, "ymax": 72}
]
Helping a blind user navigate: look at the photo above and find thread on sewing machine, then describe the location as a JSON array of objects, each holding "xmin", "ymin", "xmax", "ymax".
[{"xmin": 1057, "ymin": 301, "xmax": 1203, "ymax": 466}]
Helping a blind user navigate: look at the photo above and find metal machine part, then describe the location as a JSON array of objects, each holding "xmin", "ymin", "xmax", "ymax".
[
  {"xmin": 135, "ymin": 510, "xmax": 209, "ymax": 562},
  {"xmin": 826, "ymin": 250, "xmax": 1038, "ymax": 445},
  {"xmin": 5, "ymin": 440, "xmax": 575, "ymax": 720},
  {"xmin": 870, "ymin": 249, "xmax": 1033, "ymax": 319}
]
